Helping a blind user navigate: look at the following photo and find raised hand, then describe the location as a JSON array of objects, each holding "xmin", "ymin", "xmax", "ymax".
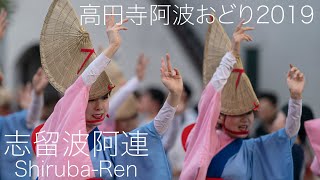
[
  {"xmin": 136, "ymin": 53, "xmax": 149, "ymax": 81},
  {"xmin": 287, "ymin": 64, "xmax": 305, "ymax": 100},
  {"xmin": 106, "ymin": 15, "xmax": 128, "ymax": 48},
  {"xmin": 32, "ymin": 68, "xmax": 49, "ymax": 95},
  {"xmin": 160, "ymin": 53, "xmax": 183, "ymax": 96},
  {"xmin": 0, "ymin": 9, "xmax": 8, "ymax": 40},
  {"xmin": 231, "ymin": 19, "xmax": 254, "ymax": 57},
  {"xmin": 104, "ymin": 14, "xmax": 128, "ymax": 59}
]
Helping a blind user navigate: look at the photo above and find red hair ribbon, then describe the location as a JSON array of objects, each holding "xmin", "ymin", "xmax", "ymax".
[
  {"xmin": 108, "ymin": 84, "xmax": 115, "ymax": 91},
  {"xmin": 232, "ymin": 68, "xmax": 245, "ymax": 89},
  {"xmin": 209, "ymin": 16, "xmax": 214, "ymax": 23},
  {"xmin": 253, "ymin": 102, "xmax": 259, "ymax": 111},
  {"xmin": 77, "ymin": 48, "xmax": 95, "ymax": 74}
]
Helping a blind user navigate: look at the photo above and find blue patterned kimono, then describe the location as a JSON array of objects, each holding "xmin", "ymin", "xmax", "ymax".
[
  {"xmin": 207, "ymin": 129, "xmax": 295, "ymax": 180},
  {"xmin": 0, "ymin": 110, "xmax": 33, "ymax": 179},
  {"xmin": 88, "ymin": 121, "xmax": 172, "ymax": 180}
]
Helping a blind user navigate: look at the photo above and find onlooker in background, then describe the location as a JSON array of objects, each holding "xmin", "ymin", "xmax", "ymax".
[
  {"xmin": 113, "ymin": 54, "xmax": 149, "ymax": 133},
  {"xmin": 138, "ymin": 87, "xmax": 165, "ymax": 124},
  {"xmin": 251, "ymin": 92, "xmax": 279, "ymax": 137},
  {"xmin": 98, "ymin": 53, "xmax": 149, "ymax": 133}
]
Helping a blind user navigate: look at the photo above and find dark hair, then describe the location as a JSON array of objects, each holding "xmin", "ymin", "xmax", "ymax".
[
  {"xmin": 183, "ymin": 81, "xmax": 192, "ymax": 101},
  {"xmin": 282, "ymin": 104, "xmax": 314, "ymax": 145},
  {"xmin": 146, "ymin": 87, "xmax": 165, "ymax": 109},
  {"xmin": 133, "ymin": 91, "xmax": 141, "ymax": 99},
  {"xmin": 17, "ymin": 44, "xmax": 41, "ymax": 84},
  {"xmin": 258, "ymin": 92, "xmax": 278, "ymax": 107}
]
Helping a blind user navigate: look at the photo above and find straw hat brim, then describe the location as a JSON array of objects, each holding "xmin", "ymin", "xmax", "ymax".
[
  {"xmin": 40, "ymin": 0, "xmax": 112, "ymax": 100},
  {"xmin": 203, "ymin": 16, "xmax": 231, "ymax": 86}
]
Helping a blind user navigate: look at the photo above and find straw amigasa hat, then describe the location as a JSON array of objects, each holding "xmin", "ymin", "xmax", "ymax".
[
  {"xmin": 40, "ymin": 0, "xmax": 113, "ymax": 100},
  {"xmin": 203, "ymin": 15, "xmax": 259, "ymax": 115},
  {"xmin": 106, "ymin": 61, "xmax": 138, "ymax": 120}
]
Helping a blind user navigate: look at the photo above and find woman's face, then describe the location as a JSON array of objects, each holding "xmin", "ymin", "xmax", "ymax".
[
  {"xmin": 85, "ymin": 95, "xmax": 109, "ymax": 129},
  {"xmin": 222, "ymin": 111, "xmax": 254, "ymax": 138}
]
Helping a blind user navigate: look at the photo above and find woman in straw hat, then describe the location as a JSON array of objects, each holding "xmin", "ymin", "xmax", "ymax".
[
  {"xmin": 180, "ymin": 19, "xmax": 305, "ymax": 180},
  {"xmin": 34, "ymin": 0, "xmax": 182, "ymax": 179}
]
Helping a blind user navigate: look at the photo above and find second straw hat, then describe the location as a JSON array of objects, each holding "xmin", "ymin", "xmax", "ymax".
[
  {"xmin": 203, "ymin": 15, "xmax": 259, "ymax": 115},
  {"xmin": 106, "ymin": 61, "xmax": 138, "ymax": 120}
]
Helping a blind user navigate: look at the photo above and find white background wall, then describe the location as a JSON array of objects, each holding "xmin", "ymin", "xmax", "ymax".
[{"xmin": 2, "ymin": 0, "xmax": 320, "ymax": 116}]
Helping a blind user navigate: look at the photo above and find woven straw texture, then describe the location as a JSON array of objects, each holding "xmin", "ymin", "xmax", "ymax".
[
  {"xmin": 203, "ymin": 15, "xmax": 259, "ymax": 115},
  {"xmin": 40, "ymin": 0, "xmax": 112, "ymax": 100}
]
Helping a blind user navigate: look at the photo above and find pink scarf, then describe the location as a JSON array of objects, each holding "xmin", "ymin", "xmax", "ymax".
[
  {"xmin": 180, "ymin": 84, "xmax": 234, "ymax": 180},
  {"xmin": 36, "ymin": 77, "xmax": 95, "ymax": 179},
  {"xmin": 305, "ymin": 119, "xmax": 320, "ymax": 175}
]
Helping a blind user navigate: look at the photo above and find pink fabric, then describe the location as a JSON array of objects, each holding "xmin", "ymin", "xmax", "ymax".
[
  {"xmin": 180, "ymin": 84, "xmax": 234, "ymax": 180},
  {"xmin": 98, "ymin": 118, "xmax": 115, "ymax": 136},
  {"xmin": 311, "ymin": 157, "xmax": 320, "ymax": 176},
  {"xmin": 305, "ymin": 119, "xmax": 320, "ymax": 176},
  {"xmin": 36, "ymin": 77, "xmax": 95, "ymax": 179}
]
